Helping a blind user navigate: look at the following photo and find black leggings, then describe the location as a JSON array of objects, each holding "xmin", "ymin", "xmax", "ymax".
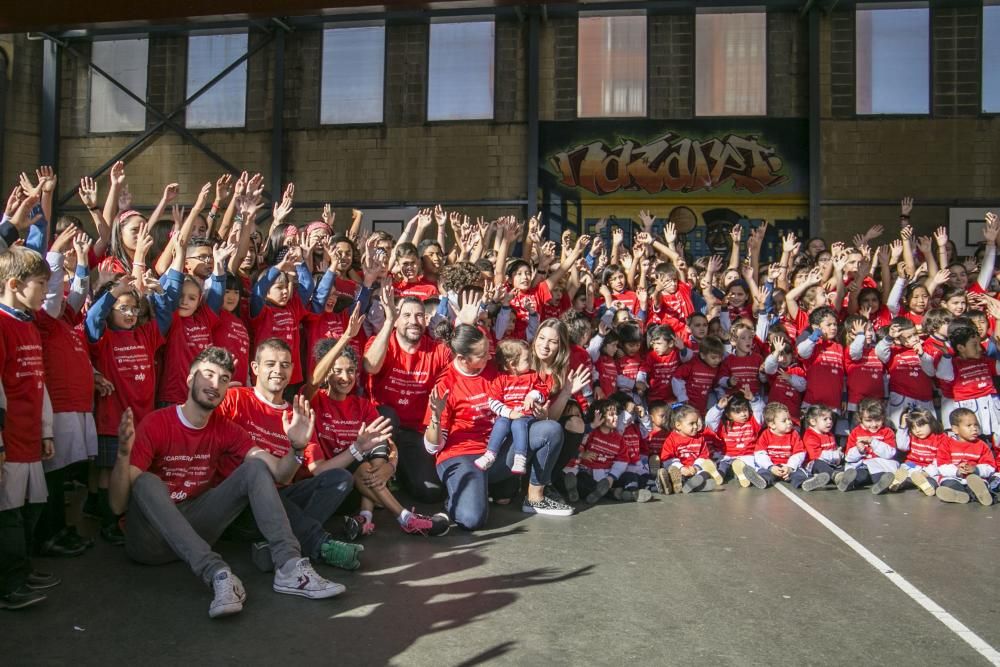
[{"xmin": 377, "ymin": 406, "xmax": 446, "ymax": 504}]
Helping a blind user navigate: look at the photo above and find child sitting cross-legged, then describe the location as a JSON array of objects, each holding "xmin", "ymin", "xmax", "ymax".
[
  {"xmin": 935, "ymin": 408, "xmax": 996, "ymax": 506},
  {"xmin": 563, "ymin": 400, "xmax": 630, "ymax": 504},
  {"xmin": 655, "ymin": 405, "xmax": 724, "ymax": 494},
  {"xmin": 704, "ymin": 386, "xmax": 763, "ymax": 488},
  {"xmin": 887, "ymin": 408, "xmax": 942, "ymax": 497},
  {"xmin": 839, "ymin": 398, "xmax": 899, "ymax": 493},
  {"xmin": 744, "ymin": 402, "xmax": 808, "ymax": 490},
  {"xmin": 800, "ymin": 405, "xmax": 844, "ymax": 492}
]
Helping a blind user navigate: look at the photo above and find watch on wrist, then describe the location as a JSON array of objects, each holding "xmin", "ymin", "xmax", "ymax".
[{"xmin": 349, "ymin": 444, "xmax": 364, "ymax": 462}]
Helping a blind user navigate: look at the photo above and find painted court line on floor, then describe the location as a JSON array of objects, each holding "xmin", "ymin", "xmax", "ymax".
[{"xmin": 773, "ymin": 484, "xmax": 1000, "ymax": 666}]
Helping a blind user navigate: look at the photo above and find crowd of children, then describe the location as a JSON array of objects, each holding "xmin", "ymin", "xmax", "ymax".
[{"xmin": 1, "ymin": 163, "xmax": 999, "ymax": 612}]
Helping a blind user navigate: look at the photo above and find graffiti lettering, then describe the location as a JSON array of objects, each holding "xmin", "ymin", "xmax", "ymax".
[{"xmin": 550, "ymin": 133, "xmax": 786, "ymax": 196}]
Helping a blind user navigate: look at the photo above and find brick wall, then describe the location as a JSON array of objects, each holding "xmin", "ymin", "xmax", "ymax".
[
  {"xmin": 2, "ymin": 34, "xmax": 42, "ymax": 190},
  {"xmin": 647, "ymin": 12, "xmax": 694, "ymax": 119},
  {"xmin": 767, "ymin": 11, "xmax": 808, "ymax": 118},
  {"xmin": 932, "ymin": 6, "xmax": 980, "ymax": 118}
]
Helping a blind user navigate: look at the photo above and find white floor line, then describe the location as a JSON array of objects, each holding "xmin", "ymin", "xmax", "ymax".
[{"xmin": 774, "ymin": 484, "xmax": 1000, "ymax": 666}]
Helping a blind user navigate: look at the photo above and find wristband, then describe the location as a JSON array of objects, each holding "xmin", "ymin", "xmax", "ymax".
[
  {"xmin": 349, "ymin": 444, "xmax": 364, "ymax": 462},
  {"xmin": 88, "ymin": 206, "xmax": 101, "ymax": 212}
]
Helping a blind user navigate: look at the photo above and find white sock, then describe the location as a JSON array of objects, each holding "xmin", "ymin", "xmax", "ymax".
[
  {"xmin": 397, "ymin": 509, "xmax": 413, "ymax": 527},
  {"xmin": 359, "ymin": 510, "xmax": 373, "ymax": 523},
  {"xmin": 278, "ymin": 558, "xmax": 300, "ymax": 575}
]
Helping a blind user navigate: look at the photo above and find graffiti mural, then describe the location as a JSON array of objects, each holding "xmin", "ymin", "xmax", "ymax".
[
  {"xmin": 550, "ymin": 133, "xmax": 786, "ymax": 195},
  {"xmin": 540, "ymin": 119, "xmax": 808, "ymax": 200}
]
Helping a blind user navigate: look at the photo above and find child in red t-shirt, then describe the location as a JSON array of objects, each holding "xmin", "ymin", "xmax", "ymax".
[
  {"xmin": 671, "ymin": 335, "xmax": 725, "ymax": 413},
  {"xmin": 717, "ymin": 320, "xmax": 764, "ymax": 401},
  {"xmin": 476, "ymin": 340, "xmax": 543, "ymax": 474},
  {"xmin": 644, "ymin": 400, "xmax": 672, "ymax": 487},
  {"xmin": 935, "ymin": 324, "xmax": 1000, "ymax": 436},
  {"xmin": 876, "ymin": 317, "xmax": 936, "ymax": 428},
  {"xmin": 800, "ymin": 405, "xmax": 844, "ymax": 492},
  {"xmin": 614, "ymin": 322, "xmax": 647, "ymax": 401},
  {"xmin": 839, "ymin": 398, "xmax": 898, "ymax": 493},
  {"xmin": 656, "ymin": 405, "xmax": 723, "ymax": 495},
  {"xmin": 887, "ymin": 408, "xmax": 942, "ymax": 497},
  {"xmin": 563, "ymin": 400, "xmax": 628, "ymax": 505},
  {"xmin": 762, "ymin": 333, "xmax": 806, "ymax": 424},
  {"xmin": 589, "ymin": 329, "xmax": 620, "ymax": 401},
  {"xmin": 644, "ymin": 325, "xmax": 685, "ymax": 404},
  {"xmin": 935, "ymin": 408, "xmax": 997, "ymax": 506},
  {"xmin": 746, "ymin": 403, "xmax": 808, "ymax": 489},
  {"xmin": 704, "ymin": 388, "xmax": 762, "ymax": 488}
]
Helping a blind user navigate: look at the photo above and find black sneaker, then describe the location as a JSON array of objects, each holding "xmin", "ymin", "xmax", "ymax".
[
  {"xmin": 38, "ymin": 529, "xmax": 87, "ymax": 558},
  {"xmin": 428, "ymin": 512, "xmax": 452, "ymax": 537},
  {"xmin": 81, "ymin": 494, "xmax": 101, "ymax": 520},
  {"xmin": 801, "ymin": 472, "xmax": 831, "ymax": 492},
  {"xmin": 742, "ymin": 465, "xmax": 768, "ymax": 490},
  {"xmin": 585, "ymin": 478, "xmax": 613, "ymax": 504},
  {"xmin": 26, "ymin": 571, "xmax": 61, "ymax": 591},
  {"xmin": 871, "ymin": 473, "xmax": 895, "ymax": 495},
  {"xmin": 837, "ymin": 468, "xmax": 858, "ymax": 492},
  {"xmin": 0, "ymin": 585, "xmax": 46, "ymax": 610},
  {"xmin": 522, "ymin": 496, "xmax": 574, "ymax": 516},
  {"xmin": 563, "ymin": 474, "xmax": 579, "ymax": 503},
  {"xmin": 100, "ymin": 523, "xmax": 125, "ymax": 546}
]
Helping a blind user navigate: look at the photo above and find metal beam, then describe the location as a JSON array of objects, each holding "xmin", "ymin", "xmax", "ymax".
[
  {"xmin": 808, "ymin": 5, "xmax": 821, "ymax": 236},
  {"xmin": 270, "ymin": 28, "xmax": 286, "ymax": 202},
  {"xmin": 526, "ymin": 10, "xmax": 540, "ymax": 220},
  {"xmin": 40, "ymin": 38, "xmax": 60, "ymax": 169},
  {"xmin": 54, "ymin": 31, "xmax": 276, "ymax": 206}
]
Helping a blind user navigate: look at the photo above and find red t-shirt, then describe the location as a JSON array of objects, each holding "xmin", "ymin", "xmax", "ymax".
[
  {"xmin": 509, "ymin": 281, "xmax": 552, "ymax": 340},
  {"xmin": 250, "ymin": 296, "xmax": 308, "ymax": 385},
  {"xmin": 581, "ymin": 428, "xmax": 628, "ymax": 469},
  {"xmin": 673, "ymin": 357, "xmax": 720, "ymax": 413},
  {"xmin": 657, "ymin": 282, "xmax": 695, "ymax": 323},
  {"xmin": 0, "ymin": 310, "xmax": 45, "ymax": 462},
  {"xmin": 217, "ymin": 387, "xmax": 291, "ymax": 458},
  {"xmin": 488, "ymin": 371, "xmax": 541, "ymax": 411},
  {"xmin": 719, "ymin": 352, "xmax": 763, "ymax": 396},
  {"xmin": 36, "ymin": 309, "xmax": 94, "ymax": 414},
  {"xmin": 847, "ymin": 425, "xmax": 896, "ymax": 461},
  {"xmin": 159, "ymin": 306, "xmax": 219, "ymax": 405},
  {"xmin": 937, "ymin": 436, "xmax": 996, "ymax": 472},
  {"xmin": 765, "ymin": 363, "xmax": 805, "ymax": 422},
  {"xmin": 213, "ymin": 309, "xmax": 251, "ymax": 386},
  {"xmin": 366, "ymin": 333, "xmax": 452, "ymax": 431},
  {"xmin": 594, "ymin": 354, "xmax": 618, "ymax": 398},
  {"xmin": 801, "ymin": 339, "xmax": 845, "ymax": 409},
  {"xmin": 886, "ymin": 346, "xmax": 933, "ymax": 402},
  {"xmin": 304, "ymin": 309, "xmax": 367, "ymax": 377},
  {"xmin": 659, "ymin": 430, "xmax": 715, "ymax": 466},
  {"xmin": 90, "ymin": 321, "xmax": 164, "ymax": 435},
  {"xmin": 754, "ymin": 429, "xmax": 805, "ymax": 466},
  {"xmin": 617, "ymin": 353, "xmax": 646, "ymax": 382},
  {"xmin": 427, "ymin": 363, "xmax": 498, "ymax": 464},
  {"xmin": 905, "ymin": 432, "xmax": 945, "ymax": 468},
  {"xmin": 844, "ymin": 343, "xmax": 884, "ymax": 405},
  {"xmin": 803, "ymin": 428, "xmax": 838, "ymax": 462},
  {"xmin": 305, "ymin": 391, "xmax": 380, "ymax": 466},
  {"xmin": 569, "ymin": 344, "xmax": 594, "ymax": 412},
  {"xmin": 129, "ymin": 406, "xmax": 254, "ymax": 503},
  {"xmin": 645, "ymin": 349, "xmax": 680, "ymax": 403},
  {"xmin": 950, "ymin": 357, "xmax": 997, "ymax": 401},
  {"xmin": 716, "ymin": 417, "xmax": 760, "ymax": 458},
  {"xmin": 393, "ymin": 277, "xmax": 439, "ymax": 300}
]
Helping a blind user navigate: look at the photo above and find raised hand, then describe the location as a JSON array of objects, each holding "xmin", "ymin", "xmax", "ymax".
[
  {"xmin": 638, "ymin": 209, "xmax": 655, "ymax": 231},
  {"xmin": 428, "ymin": 388, "xmax": 446, "ymax": 417},
  {"xmin": 215, "ymin": 174, "xmax": 233, "ymax": 202},
  {"xmin": 355, "ymin": 416, "xmax": 394, "ymax": 452},
  {"xmin": 51, "ymin": 224, "xmax": 78, "ymax": 254},
  {"xmin": 77, "ymin": 177, "xmax": 99, "ymax": 209},
  {"xmin": 161, "ymin": 182, "xmax": 180, "ymax": 205},
  {"xmin": 109, "ymin": 161, "xmax": 127, "ymax": 187},
  {"xmin": 664, "ymin": 221, "xmax": 677, "ymax": 246},
  {"xmin": 456, "ymin": 289, "xmax": 482, "ymax": 326},
  {"xmin": 345, "ymin": 302, "xmax": 366, "ymax": 339},
  {"xmin": 933, "ymin": 226, "xmax": 949, "ymax": 248},
  {"xmin": 566, "ymin": 365, "xmax": 591, "ymax": 394},
  {"xmin": 901, "ymin": 197, "xmax": 914, "ymax": 217},
  {"xmin": 282, "ymin": 395, "xmax": 316, "ymax": 448},
  {"xmin": 72, "ymin": 231, "xmax": 93, "ymax": 262}
]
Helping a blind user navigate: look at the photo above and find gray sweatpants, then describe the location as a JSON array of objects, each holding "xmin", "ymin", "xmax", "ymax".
[{"xmin": 124, "ymin": 458, "xmax": 300, "ymax": 585}]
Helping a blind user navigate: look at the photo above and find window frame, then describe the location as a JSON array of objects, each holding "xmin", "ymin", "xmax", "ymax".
[
  {"xmin": 184, "ymin": 30, "xmax": 250, "ymax": 130},
  {"xmin": 853, "ymin": 3, "xmax": 932, "ymax": 118},
  {"xmin": 425, "ymin": 17, "xmax": 497, "ymax": 123},
  {"xmin": 87, "ymin": 36, "xmax": 151, "ymax": 135},
  {"xmin": 693, "ymin": 8, "xmax": 769, "ymax": 118},
  {"xmin": 576, "ymin": 11, "xmax": 649, "ymax": 119},
  {"xmin": 319, "ymin": 21, "xmax": 388, "ymax": 127},
  {"xmin": 982, "ymin": 2, "xmax": 1000, "ymax": 115}
]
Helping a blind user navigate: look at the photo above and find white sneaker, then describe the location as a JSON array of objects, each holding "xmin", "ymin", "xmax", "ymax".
[
  {"xmin": 273, "ymin": 557, "xmax": 345, "ymax": 599},
  {"xmin": 511, "ymin": 454, "xmax": 528, "ymax": 475},
  {"xmin": 209, "ymin": 569, "xmax": 246, "ymax": 618}
]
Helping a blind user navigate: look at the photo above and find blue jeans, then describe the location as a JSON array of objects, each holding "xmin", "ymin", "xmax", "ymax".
[
  {"xmin": 436, "ymin": 419, "xmax": 564, "ymax": 530},
  {"xmin": 486, "ymin": 416, "xmax": 534, "ymax": 459}
]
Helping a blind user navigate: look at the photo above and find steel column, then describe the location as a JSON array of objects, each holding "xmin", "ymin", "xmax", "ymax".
[
  {"xmin": 40, "ymin": 38, "xmax": 59, "ymax": 169},
  {"xmin": 808, "ymin": 6, "xmax": 821, "ymax": 236},
  {"xmin": 526, "ymin": 10, "xmax": 540, "ymax": 220},
  {"xmin": 270, "ymin": 28, "xmax": 286, "ymax": 202}
]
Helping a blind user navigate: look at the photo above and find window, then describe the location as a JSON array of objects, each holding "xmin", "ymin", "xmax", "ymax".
[
  {"xmin": 855, "ymin": 7, "xmax": 929, "ymax": 115},
  {"xmin": 89, "ymin": 38, "xmax": 149, "ymax": 133},
  {"xmin": 984, "ymin": 4, "xmax": 1000, "ymax": 112},
  {"xmin": 577, "ymin": 14, "xmax": 647, "ymax": 117},
  {"xmin": 321, "ymin": 25, "xmax": 385, "ymax": 124},
  {"xmin": 695, "ymin": 11, "xmax": 766, "ymax": 116},
  {"xmin": 427, "ymin": 20, "xmax": 494, "ymax": 121},
  {"xmin": 186, "ymin": 33, "xmax": 248, "ymax": 129}
]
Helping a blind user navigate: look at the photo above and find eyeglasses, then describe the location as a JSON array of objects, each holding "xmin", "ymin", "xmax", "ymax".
[
  {"xmin": 188, "ymin": 254, "xmax": 213, "ymax": 263},
  {"xmin": 114, "ymin": 306, "xmax": 139, "ymax": 316}
]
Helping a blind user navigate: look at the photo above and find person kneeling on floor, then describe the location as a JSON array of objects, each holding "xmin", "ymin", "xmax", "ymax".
[{"xmin": 109, "ymin": 347, "xmax": 344, "ymax": 619}]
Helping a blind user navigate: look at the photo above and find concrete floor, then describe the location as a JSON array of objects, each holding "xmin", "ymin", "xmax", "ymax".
[{"xmin": 4, "ymin": 485, "xmax": 998, "ymax": 666}]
